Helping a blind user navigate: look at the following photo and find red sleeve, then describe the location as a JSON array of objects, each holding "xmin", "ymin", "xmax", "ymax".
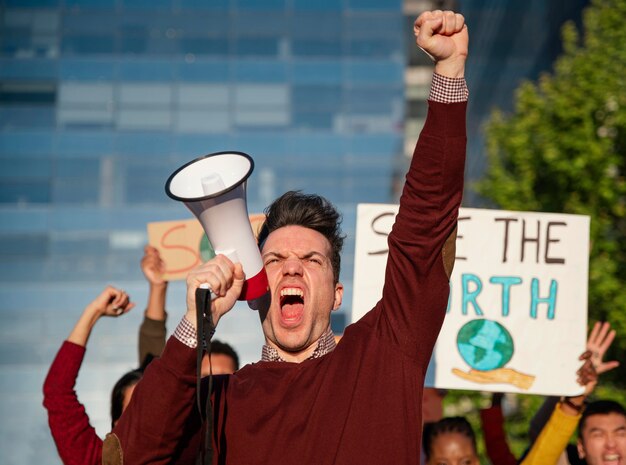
[
  {"xmin": 480, "ymin": 405, "xmax": 517, "ymax": 465},
  {"xmin": 366, "ymin": 100, "xmax": 467, "ymax": 364},
  {"xmin": 42, "ymin": 341, "xmax": 103, "ymax": 465},
  {"xmin": 110, "ymin": 336, "xmax": 201, "ymax": 464}
]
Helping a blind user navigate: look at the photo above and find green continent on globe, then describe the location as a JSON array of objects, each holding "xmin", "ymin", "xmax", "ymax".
[{"xmin": 456, "ymin": 319, "xmax": 514, "ymax": 371}]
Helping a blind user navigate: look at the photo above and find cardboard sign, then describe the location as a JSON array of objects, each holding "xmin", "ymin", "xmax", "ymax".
[
  {"xmin": 352, "ymin": 205, "xmax": 590, "ymax": 396},
  {"xmin": 147, "ymin": 214, "xmax": 265, "ymax": 281}
]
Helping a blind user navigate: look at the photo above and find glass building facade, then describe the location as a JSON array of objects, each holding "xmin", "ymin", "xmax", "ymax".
[{"xmin": 0, "ymin": 1, "xmax": 405, "ymax": 462}]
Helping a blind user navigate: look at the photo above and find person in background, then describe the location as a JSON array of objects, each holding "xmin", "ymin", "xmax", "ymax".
[
  {"xmin": 205, "ymin": 339, "xmax": 240, "ymax": 375},
  {"xmin": 422, "ymin": 416, "xmax": 481, "ymax": 465},
  {"xmin": 479, "ymin": 321, "xmax": 619, "ymax": 465},
  {"xmin": 42, "ymin": 245, "xmax": 168, "ymax": 465},
  {"xmin": 576, "ymin": 399, "xmax": 626, "ymax": 465}
]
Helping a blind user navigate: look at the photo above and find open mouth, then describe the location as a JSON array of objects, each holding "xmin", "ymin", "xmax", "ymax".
[
  {"xmin": 603, "ymin": 454, "xmax": 621, "ymax": 463},
  {"xmin": 279, "ymin": 288, "xmax": 304, "ymax": 324}
]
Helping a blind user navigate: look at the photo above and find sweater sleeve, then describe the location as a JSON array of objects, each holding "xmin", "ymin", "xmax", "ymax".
[
  {"xmin": 42, "ymin": 341, "xmax": 103, "ymax": 465},
  {"xmin": 520, "ymin": 404, "xmax": 581, "ymax": 465},
  {"xmin": 479, "ymin": 405, "xmax": 517, "ymax": 465},
  {"xmin": 366, "ymin": 99, "xmax": 467, "ymax": 364},
  {"xmin": 138, "ymin": 314, "xmax": 167, "ymax": 365},
  {"xmin": 104, "ymin": 335, "xmax": 200, "ymax": 465}
]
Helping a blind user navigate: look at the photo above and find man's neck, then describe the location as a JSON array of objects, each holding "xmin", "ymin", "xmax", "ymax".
[{"xmin": 261, "ymin": 327, "xmax": 337, "ymax": 363}]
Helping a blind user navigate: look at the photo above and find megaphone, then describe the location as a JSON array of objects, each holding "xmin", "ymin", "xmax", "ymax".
[{"xmin": 165, "ymin": 151, "xmax": 269, "ymax": 301}]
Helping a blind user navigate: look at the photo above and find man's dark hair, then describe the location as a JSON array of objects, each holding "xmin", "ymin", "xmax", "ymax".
[
  {"xmin": 578, "ymin": 399, "xmax": 626, "ymax": 437},
  {"xmin": 110, "ymin": 369, "xmax": 143, "ymax": 429},
  {"xmin": 211, "ymin": 339, "xmax": 240, "ymax": 371},
  {"xmin": 257, "ymin": 191, "xmax": 344, "ymax": 283},
  {"xmin": 422, "ymin": 416, "xmax": 477, "ymax": 460}
]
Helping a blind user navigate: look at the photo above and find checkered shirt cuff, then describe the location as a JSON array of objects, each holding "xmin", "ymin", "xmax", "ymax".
[
  {"xmin": 173, "ymin": 315, "xmax": 198, "ymax": 348},
  {"xmin": 429, "ymin": 73, "xmax": 469, "ymax": 103}
]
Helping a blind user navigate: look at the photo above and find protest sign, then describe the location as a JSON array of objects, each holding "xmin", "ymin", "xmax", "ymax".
[
  {"xmin": 147, "ymin": 214, "xmax": 265, "ymax": 281},
  {"xmin": 352, "ymin": 205, "xmax": 590, "ymax": 396}
]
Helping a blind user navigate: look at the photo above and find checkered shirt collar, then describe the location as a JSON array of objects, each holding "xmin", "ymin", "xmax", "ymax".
[{"xmin": 261, "ymin": 326, "xmax": 337, "ymax": 362}]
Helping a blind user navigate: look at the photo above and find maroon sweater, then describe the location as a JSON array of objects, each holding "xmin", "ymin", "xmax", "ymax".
[
  {"xmin": 109, "ymin": 100, "xmax": 467, "ymax": 465},
  {"xmin": 43, "ymin": 341, "xmax": 103, "ymax": 465}
]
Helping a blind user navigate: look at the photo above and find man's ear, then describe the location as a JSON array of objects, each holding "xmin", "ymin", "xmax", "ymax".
[
  {"xmin": 577, "ymin": 438, "xmax": 586, "ymax": 459},
  {"xmin": 332, "ymin": 282, "xmax": 344, "ymax": 311}
]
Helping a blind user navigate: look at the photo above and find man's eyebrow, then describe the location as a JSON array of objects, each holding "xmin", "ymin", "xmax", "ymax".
[{"xmin": 262, "ymin": 250, "xmax": 328, "ymax": 259}]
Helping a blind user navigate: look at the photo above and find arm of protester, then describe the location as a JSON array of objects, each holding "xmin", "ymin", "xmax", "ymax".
[
  {"xmin": 67, "ymin": 286, "xmax": 134, "ymax": 347},
  {"xmin": 520, "ymin": 322, "xmax": 619, "ymax": 465},
  {"xmin": 44, "ymin": 286, "xmax": 133, "ymax": 465},
  {"xmin": 138, "ymin": 245, "xmax": 168, "ymax": 364},
  {"xmin": 479, "ymin": 393, "xmax": 517, "ymax": 465}
]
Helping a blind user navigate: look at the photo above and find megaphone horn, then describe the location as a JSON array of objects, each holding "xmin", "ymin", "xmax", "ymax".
[{"xmin": 165, "ymin": 151, "xmax": 269, "ymax": 301}]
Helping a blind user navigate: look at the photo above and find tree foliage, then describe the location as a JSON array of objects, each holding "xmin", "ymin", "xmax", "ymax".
[{"xmin": 478, "ymin": 0, "xmax": 626, "ymax": 383}]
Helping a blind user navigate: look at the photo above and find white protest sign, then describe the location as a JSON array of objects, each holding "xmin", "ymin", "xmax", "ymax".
[{"xmin": 351, "ymin": 205, "xmax": 590, "ymax": 396}]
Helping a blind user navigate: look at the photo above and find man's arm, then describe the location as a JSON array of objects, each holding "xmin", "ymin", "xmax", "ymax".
[{"xmin": 372, "ymin": 11, "xmax": 468, "ymax": 363}]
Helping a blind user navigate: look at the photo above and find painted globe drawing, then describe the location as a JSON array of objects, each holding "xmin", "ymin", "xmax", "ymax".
[{"xmin": 456, "ymin": 319, "xmax": 514, "ymax": 371}]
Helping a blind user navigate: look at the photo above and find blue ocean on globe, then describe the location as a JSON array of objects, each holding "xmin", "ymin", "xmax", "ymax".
[{"xmin": 456, "ymin": 319, "xmax": 515, "ymax": 371}]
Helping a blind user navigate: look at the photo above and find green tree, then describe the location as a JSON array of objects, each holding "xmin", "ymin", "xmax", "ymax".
[{"xmin": 478, "ymin": 0, "xmax": 626, "ymax": 384}]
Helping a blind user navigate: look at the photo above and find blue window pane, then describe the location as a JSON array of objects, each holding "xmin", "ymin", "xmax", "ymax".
[
  {"xmin": 56, "ymin": 132, "xmax": 115, "ymax": 157},
  {"xmin": 292, "ymin": 39, "xmax": 342, "ymax": 57},
  {"xmin": 0, "ymin": 158, "xmax": 52, "ymax": 178},
  {"xmin": 347, "ymin": 62, "xmax": 403, "ymax": 83},
  {"xmin": 120, "ymin": 36, "xmax": 148, "ymax": 54},
  {"xmin": 118, "ymin": 60, "xmax": 175, "ymax": 81},
  {"xmin": 178, "ymin": 60, "xmax": 230, "ymax": 81},
  {"xmin": 59, "ymin": 58, "xmax": 117, "ymax": 80},
  {"xmin": 293, "ymin": 0, "xmax": 343, "ymax": 10},
  {"xmin": 52, "ymin": 180, "xmax": 100, "ymax": 204},
  {"xmin": 292, "ymin": 112, "xmax": 333, "ymax": 129},
  {"xmin": 349, "ymin": 134, "xmax": 398, "ymax": 155},
  {"xmin": 176, "ymin": 0, "xmax": 230, "ymax": 9},
  {"xmin": 348, "ymin": 38, "xmax": 402, "ymax": 58},
  {"xmin": 0, "ymin": 210, "xmax": 48, "ymax": 233},
  {"xmin": 121, "ymin": 0, "xmax": 173, "ymax": 9},
  {"xmin": 288, "ymin": 133, "xmax": 347, "ymax": 156},
  {"xmin": 290, "ymin": 13, "xmax": 342, "ymax": 38},
  {"xmin": 0, "ymin": 131, "xmax": 54, "ymax": 156},
  {"xmin": 62, "ymin": 35, "xmax": 115, "ymax": 55},
  {"xmin": 292, "ymin": 61, "xmax": 342, "ymax": 84},
  {"xmin": 348, "ymin": 0, "xmax": 401, "ymax": 10},
  {"xmin": 0, "ymin": 106, "xmax": 55, "ymax": 128},
  {"xmin": 55, "ymin": 159, "xmax": 100, "ymax": 177},
  {"xmin": 116, "ymin": 133, "xmax": 173, "ymax": 156},
  {"xmin": 0, "ymin": 181, "xmax": 51, "ymax": 204},
  {"xmin": 6, "ymin": 0, "xmax": 58, "ymax": 6},
  {"xmin": 293, "ymin": 85, "xmax": 341, "ymax": 110},
  {"xmin": 65, "ymin": 0, "xmax": 119, "ymax": 7},
  {"xmin": 0, "ymin": 234, "xmax": 49, "ymax": 257},
  {"xmin": 235, "ymin": 38, "xmax": 279, "ymax": 57},
  {"xmin": 181, "ymin": 38, "xmax": 229, "ymax": 56},
  {"xmin": 234, "ymin": 61, "xmax": 287, "ymax": 83},
  {"xmin": 233, "ymin": 13, "xmax": 287, "ymax": 35},
  {"xmin": 237, "ymin": 0, "xmax": 286, "ymax": 9},
  {"xmin": 345, "ymin": 87, "xmax": 402, "ymax": 113},
  {"xmin": 346, "ymin": 13, "xmax": 403, "ymax": 35},
  {"xmin": 0, "ymin": 58, "xmax": 58, "ymax": 80},
  {"xmin": 63, "ymin": 13, "xmax": 117, "ymax": 34}
]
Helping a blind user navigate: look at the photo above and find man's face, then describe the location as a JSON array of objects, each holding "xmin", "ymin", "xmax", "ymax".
[
  {"xmin": 260, "ymin": 225, "xmax": 343, "ymax": 362},
  {"xmin": 578, "ymin": 413, "xmax": 626, "ymax": 465}
]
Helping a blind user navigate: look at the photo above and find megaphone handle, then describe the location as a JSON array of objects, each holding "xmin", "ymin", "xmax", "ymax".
[{"xmin": 195, "ymin": 286, "xmax": 215, "ymax": 465}]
